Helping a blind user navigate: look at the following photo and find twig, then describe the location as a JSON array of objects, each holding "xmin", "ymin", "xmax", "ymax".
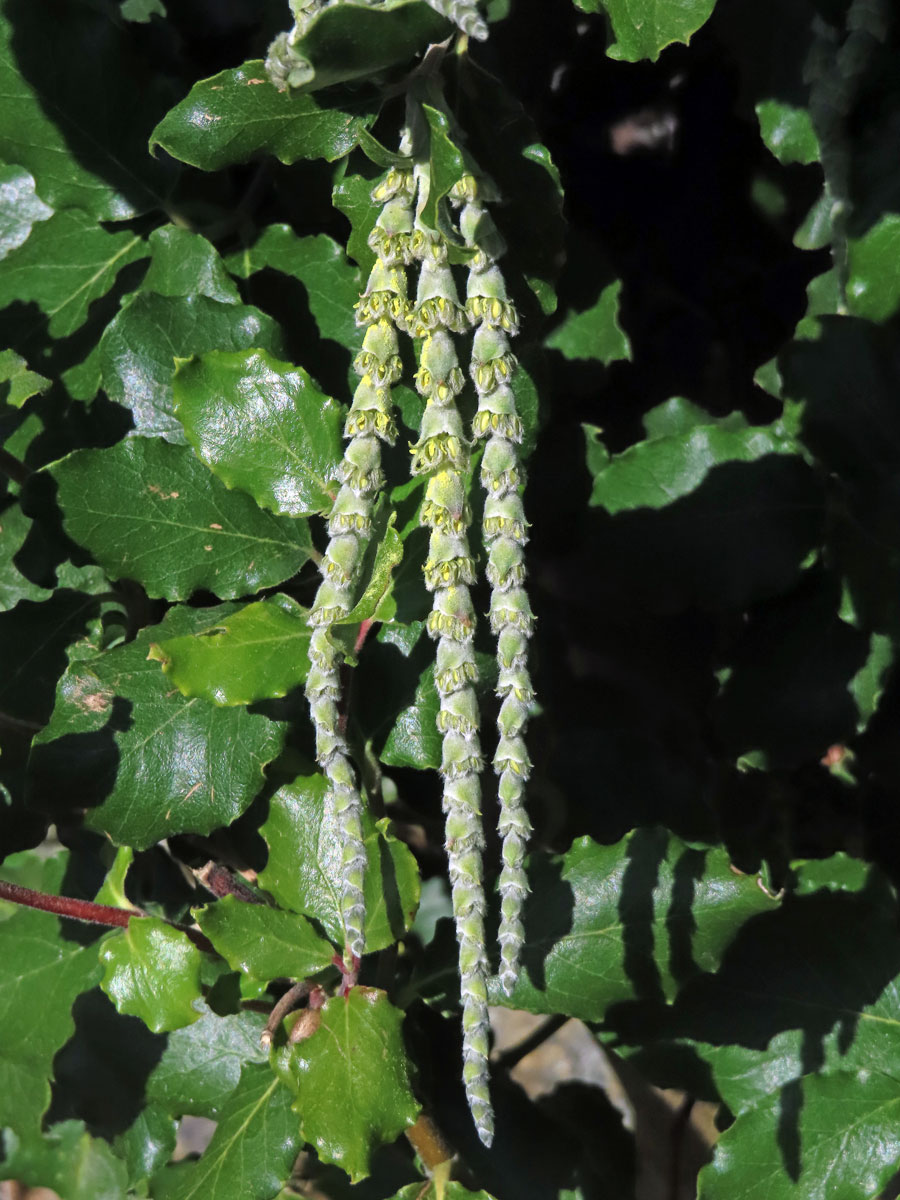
[
  {"xmin": 193, "ymin": 861, "xmax": 267, "ymax": 904},
  {"xmin": 0, "ymin": 448, "xmax": 30, "ymax": 486},
  {"xmin": 668, "ymin": 1093, "xmax": 695, "ymax": 1200},
  {"xmin": 493, "ymin": 1014, "xmax": 569, "ymax": 1072},
  {"xmin": 260, "ymin": 980, "xmax": 312, "ymax": 1048}
]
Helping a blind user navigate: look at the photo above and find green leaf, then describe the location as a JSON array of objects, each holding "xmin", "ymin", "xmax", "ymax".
[
  {"xmin": 94, "ymin": 845, "xmax": 134, "ymax": 909},
  {"xmin": 847, "ymin": 213, "xmax": 900, "ymax": 323},
  {"xmin": 698, "ymin": 1071, "xmax": 900, "ymax": 1200},
  {"xmin": 332, "ymin": 172, "xmax": 378, "ymax": 274},
  {"xmin": 173, "ymin": 349, "xmax": 343, "ymax": 517},
  {"xmin": 226, "ymin": 227, "xmax": 363, "ymax": 351},
  {"xmin": 120, "ymin": 0, "xmax": 167, "ymax": 21},
  {"xmin": 336, "ymin": 512, "xmax": 403, "ymax": 626},
  {"xmin": 0, "ymin": 1121, "xmax": 128, "ymax": 1200},
  {"xmin": 277, "ymin": 0, "xmax": 450, "ymax": 93},
  {"xmin": 100, "ymin": 293, "xmax": 285, "ymax": 441},
  {"xmin": 149, "ymin": 594, "xmax": 311, "ymax": 706},
  {"xmin": 0, "ymin": 348, "xmax": 50, "ymax": 409},
  {"xmin": 28, "ymin": 606, "xmax": 286, "ymax": 849},
  {"xmin": 380, "ymin": 661, "xmax": 443, "ymax": 770},
  {"xmin": 545, "ymin": 280, "xmax": 631, "ymax": 364},
  {"xmin": 259, "ymin": 773, "xmax": 420, "ymax": 954},
  {"xmin": 755, "ymin": 99, "xmax": 820, "ymax": 166},
  {"xmin": 150, "ymin": 60, "xmax": 377, "ymax": 171},
  {"xmin": 390, "ymin": 1186, "xmax": 498, "ymax": 1200},
  {"xmin": 151, "ymin": 1063, "xmax": 301, "ymax": 1200},
  {"xmin": 420, "ymin": 103, "xmax": 468, "ymax": 233},
  {"xmin": 488, "ymin": 828, "xmax": 774, "ymax": 1020},
  {"xmin": 0, "ymin": 212, "xmax": 146, "ymax": 337},
  {"xmin": 849, "ymin": 633, "xmax": 893, "ymax": 732},
  {"xmin": 99, "ymin": 917, "xmax": 204, "ymax": 1033},
  {"xmin": 146, "ymin": 1007, "xmax": 269, "ymax": 1119},
  {"xmin": 0, "ymin": 164, "xmax": 52, "ymax": 259},
  {"xmin": 143, "ymin": 226, "xmax": 241, "ymax": 303},
  {"xmin": 0, "ymin": 501, "xmax": 53, "ymax": 609},
  {"xmin": 194, "ymin": 895, "xmax": 335, "ymax": 985},
  {"xmin": 600, "ymin": 0, "xmax": 717, "ymax": 62},
  {"xmin": 282, "ymin": 988, "xmax": 419, "ymax": 1182},
  {"xmin": 50, "ymin": 437, "xmax": 314, "ymax": 601},
  {"xmin": 0, "ymin": 901, "xmax": 101, "ymax": 1135}
]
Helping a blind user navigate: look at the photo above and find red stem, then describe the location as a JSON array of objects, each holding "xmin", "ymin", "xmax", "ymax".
[{"xmin": 0, "ymin": 880, "xmax": 215, "ymax": 953}]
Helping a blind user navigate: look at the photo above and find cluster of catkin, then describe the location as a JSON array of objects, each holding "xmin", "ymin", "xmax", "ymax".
[{"xmin": 305, "ymin": 154, "xmax": 533, "ymax": 1146}]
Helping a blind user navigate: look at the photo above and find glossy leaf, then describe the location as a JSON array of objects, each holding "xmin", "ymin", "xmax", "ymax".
[
  {"xmin": 143, "ymin": 226, "xmax": 240, "ymax": 303},
  {"xmin": 100, "ymin": 292, "xmax": 285, "ymax": 441},
  {"xmin": 99, "ymin": 917, "xmax": 204, "ymax": 1033},
  {"xmin": 259, "ymin": 773, "xmax": 420, "ymax": 954},
  {"xmin": 282, "ymin": 988, "xmax": 419, "ymax": 1181},
  {"xmin": 599, "ymin": 0, "xmax": 717, "ymax": 62},
  {"xmin": 28, "ymin": 606, "xmax": 285, "ymax": 849},
  {"xmin": 698, "ymin": 1071, "xmax": 900, "ymax": 1200},
  {"xmin": 847, "ymin": 213, "xmax": 900, "ymax": 323},
  {"xmin": 149, "ymin": 594, "xmax": 311, "ymax": 706},
  {"xmin": 756, "ymin": 99, "xmax": 820, "ymax": 166},
  {"xmin": 194, "ymin": 895, "xmax": 335, "ymax": 984},
  {"xmin": 0, "ymin": 889, "xmax": 102, "ymax": 1134},
  {"xmin": 51, "ymin": 437, "xmax": 313, "ymax": 601},
  {"xmin": 0, "ymin": 1121, "xmax": 128, "ymax": 1200},
  {"xmin": 488, "ymin": 828, "xmax": 774, "ymax": 1020},
  {"xmin": 150, "ymin": 60, "xmax": 377, "ymax": 170},
  {"xmin": 545, "ymin": 280, "xmax": 631, "ymax": 364},
  {"xmin": 173, "ymin": 348, "xmax": 343, "ymax": 517},
  {"xmin": 146, "ymin": 1008, "xmax": 269, "ymax": 1120},
  {"xmin": 226, "ymin": 227, "xmax": 362, "ymax": 350},
  {"xmin": 0, "ymin": 164, "xmax": 52, "ymax": 259},
  {"xmin": 150, "ymin": 1063, "xmax": 301, "ymax": 1200},
  {"xmin": 0, "ymin": 212, "xmax": 146, "ymax": 337}
]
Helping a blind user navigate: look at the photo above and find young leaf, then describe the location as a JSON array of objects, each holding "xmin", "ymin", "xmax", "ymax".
[
  {"xmin": 194, "ymin": 895, "xmax": 335, "ymax": 985},
  {"xmin": 99, "ymin": 917, "xmax": 204, "ymax": 1033},
  {"xmin": 0, "ymin": 1120, "xmax": 129, "ymax": 1200},
  {"xmin": 100, "ymin": 293, "xmax": 285, "ymax": 441},
  {"xmin": 28, "ymin": 606, "xmax": 286, "ymax": 849},
  {"xmin": 150, "ymin": 1063, "xmax": 301, "ymax": 1200},
  {"xmin": 598, "ymin": 0, "xmax": 717, "ymax": 63},
  {"xmin": 259, "ymin": 773, "xmax": 420, "ymax": 954},
  {"xmin": 283, "ymin": 988, "xmax": 419, "ymax": 1182},
  {"xmin": 226, "ymin": 227, "xmax": 362, "ymax": 351},
  {"xmin": 50, "ymin": 438, "xmax": 314, "ymax": 601},
  {"xmin": 488, "ymin": 828, "xmax": 774, "ymax": 1020},
  {"xmin": 173, "ymin": 349, "xmax": 343, "ymax": 517},
  {"xmin": 545, "ymin": 280, "xmax": 631, "ymax": 364},
  {"xmin": 150, "ymin": 61, "xmax": 378, "ymax": 170},
  {"xmin": 149, "ymin": 594, "xmax": 311, "ymax": 707}
]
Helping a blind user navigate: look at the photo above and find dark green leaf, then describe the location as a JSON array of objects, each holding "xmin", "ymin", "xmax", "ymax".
[
  {"xmin": 698, "ymin": 1071, "xmax": 900, "ymax": 1200},
  {"xmin": 420, "ymin": 103, "xmax": 468, "ymax": 233},
  {"xmin": 544, "ymin": 280, "xmax": 631, "ymax": 364},
  {"xmin": 194, "ymin": 895, "xmax": 335, "ymax": 985},
  {"xmin": 113, "ymin": 1104, "xmax": 177, "ymax": 1186},
  {"xmin": 0, "ymin": 1120, "xmax": 128, "ymax": 1200},
  {"xmin": 226, "ymin": 227, "xmax": 362, "ymax": 350},
  {"xmin": 847, "ymin": 213, "xmax": 900, "ymax": 323},
  {"xmin": 380, "ymin": 661, "xmax": 443, "ymax": 770},
  {"xmin": 849, "ymin": 633, "xmax": 893, "ymax": 731},
  {"xmin": 99, "ymin": 917, "xmax": 204, "ymax": 1033},
  {"xmin": 146, "ymin": 1007, "xmax": 269, "ymax": 1120},
  {"xmin": 0, "ymin": 886, "xmax": 102, "ymax": 1134},
  {"xmin": 280, "ymin": 987, "xmax": 419, "ymax": 1182},
  {"xmin": 0, "ymin": 164, "xmax": 52, "ymax": 258},
  {"xmin": 173, "ymin": 349, "xmax": 343, "ymax": 517},
  {"xmin": 600, "ymin": 0, "xmax": 717, "ymax": 62},
  {"xmin": 51, "ymin": 438, "xmax": 314, "ymax": 601},
  {"xmin": 0, "ymin": 212, "xmax": 146, "ymax": 337},
  {"xmin": 143, "ymin": 226, "xmax": 241, "ymax": 303},
  {"xmin": 28, "ymin": 606, "xmax": 286, "ymax": 849},
  {"xmin": 0, "ymin": 501, "xmax": 53, "ymax": 609},
  {"xmin": 100, "ymin": 292, "xmax": 285, "ymax": 441},
  {"xmin": 488, "ymin": 828, "xmax": 774, "ymax": 1020},
  {"xmin": 151, "ymin": 1063, "xmax": 301, "ymax": 1200},
  {"xmin": 149, "ymin": 594, "xmax": 311, "ymax": 707},
  {"xmin": 259, "ymin": 773, "xmax": 420, "ymax": 954},
  {"xmin": 150, "ymin": 60, "xmax": 377, "ymax": 171}
]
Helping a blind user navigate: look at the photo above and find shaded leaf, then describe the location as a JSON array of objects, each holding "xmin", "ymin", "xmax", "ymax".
[
  {"xmin": 0, "ymin": 501, "xmax": 53, "ymax": 609},
  {"xmin": 100, "ymin": 292, "xmax": 285, "ymax": 441},
  {"xmin": 0, "ymin": 348, "xmax": 50, "ymax": 409},
  {"xmin": 194, "ymin": 895, "xmax": 335, "ymax": 985},
  {"xmin": 337, "ymin": 513, "xmax": 403, "ymax": 626},
  {"xmin": 150, "ymin": 60, "xmax": 377, "ymax": 171},
  {"xmin": 0, "ymin": 1120, "xmax": 128, "ymax": 1200},
  {"xmin": 173, "ymin": 348, "xmax": 343, "ymax": 517},
  {"xmin": 51, "ymin": 437, "xmax": 314, "ymax": 601},
  {"xmin": 99, "ymin": 917, "xmax": 204, "ymax": 1033},
  {"xmin": 488, "ymin": 828, "xmax": 774, "ymax": 1020},
  {"xmin": 545, "ymin": 280, "xmax": 631, "ymax": 364},
  {"xmin": 151, "ymin": 1063, "xmax": 301, "ymax": 1200},
  {"xmin": 280, "ymin": 988, "xmax": 419, "ymax": 1182},
  {"xmin": 847, "ymin": 213, "xmax": 900, "ymax": 323},
  {"xmin": 0, "ymin": 164, "xmax": 52, "ymax": 259},
  {"xmin": 0, "ymin": 212, "xmax": 146, "ymax": 337},
  {"xmin": 599, "ymin": 0, "xmax": 717, "ymax": 63},
  {"xmin": 28, "ymin": 606, "xmax": 286, "ymax": 849},
  {"xmin": 259, "ymin": 773, "xmax": 420, "ymax": 954},
  {"xmin": 149, "ymin": 594, "xmax": 311, "ymax": 707}
]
